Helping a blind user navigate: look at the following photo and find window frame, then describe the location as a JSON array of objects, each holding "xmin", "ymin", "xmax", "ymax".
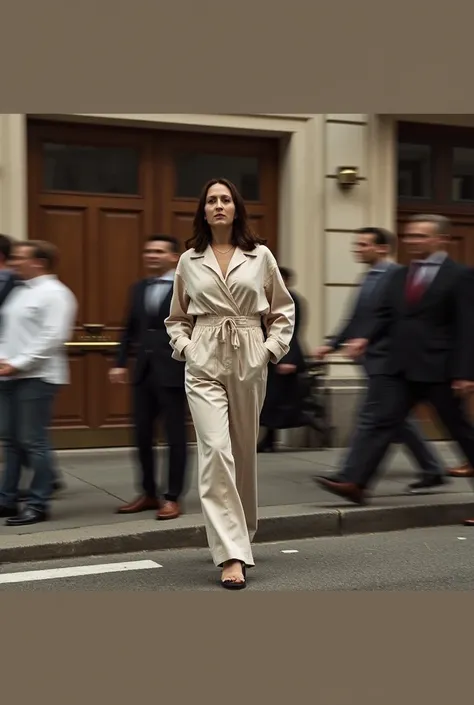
[{"xmin": 397, "ymin": 121, "xmax": 474, "ymax": 216}]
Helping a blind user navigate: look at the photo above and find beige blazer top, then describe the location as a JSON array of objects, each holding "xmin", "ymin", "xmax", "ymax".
[{"xmin": 165, "ymin": 243, "xmax": 296, "ymax": 364}]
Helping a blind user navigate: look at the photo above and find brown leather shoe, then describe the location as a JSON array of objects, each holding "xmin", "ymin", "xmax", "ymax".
[
  {"xmin": 156, "ymin": 500, "xmax": 181, "ymax": 520},
  {"xmin": 448, "ymin": 463, "xmax": 474, "ymax": 478},
  {"xmin": 315, "ymin": 476, "xmax": 365, "ymax": 505},
  {"xmin": 116, "ymin": 496, "xmax": 159, "ymax": 514}
]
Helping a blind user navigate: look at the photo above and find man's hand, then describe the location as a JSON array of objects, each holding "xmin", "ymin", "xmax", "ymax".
[
  {"xmin": 276, "ymin": 363, "xmax": 297, "ymax": 375},
  {"xmin": 313, "ymin": 345, "xmax": 334, "ymax": 360},
  {"xmin": 452, "ymin": 379, "xmax": 474, "ymax": 397},
  {"xmin": 109, "ymin": 367, "xmax": 128, "ymax": 384},
  {"xmin": 344, "ymin": 338, "xmax": 368, "ymax": 360},
  {"xmin": 0, "ymin": 363, "xmax": 17, "ymax": 377}
]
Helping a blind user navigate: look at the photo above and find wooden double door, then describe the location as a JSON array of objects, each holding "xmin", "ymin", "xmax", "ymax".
[{"xmin": 27, "ymin": 119, "xmax": 280, "ymax": 448}]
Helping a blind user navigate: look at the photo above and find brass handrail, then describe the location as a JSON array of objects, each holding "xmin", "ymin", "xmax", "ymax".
[{"xmin": 65, "ymin": 341, "xmax": 119, "ymax": 348}]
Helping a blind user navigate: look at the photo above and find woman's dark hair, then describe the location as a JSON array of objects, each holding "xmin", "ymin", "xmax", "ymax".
[{"xmin": 186, "ymin": 178, "xmax": 266, "ymax": 253}]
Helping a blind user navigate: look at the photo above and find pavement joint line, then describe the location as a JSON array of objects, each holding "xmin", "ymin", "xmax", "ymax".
[{"xmin": 57, "ymin": 469, "xmax": 128, "ymax": 503}]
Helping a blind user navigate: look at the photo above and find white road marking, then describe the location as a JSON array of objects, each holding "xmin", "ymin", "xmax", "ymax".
[
  {"xmin": 457, "ymin": 537, "xmax": 467, "ymax": 541},
  {"xmin": 281, "ymin": 549, "xmax": 299, "ymax": 554},
  {"xmin": 0, "ymin": 560, "xmax": 161, "ymax": 584}
]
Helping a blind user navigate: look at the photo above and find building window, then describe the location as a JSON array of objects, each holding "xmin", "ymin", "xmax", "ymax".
[
  {"xmin": 174, "ymin": 153, "xmax": 260, "ymax": 201},
  {"xmin": 42, "ymin": 142, "xmax": 140, "ymax": 195},
  {"xmin": 452, "ymin": 147, "xmax": 474, "ymax": 202},
  {"xmin": 397, "ymin": 143, "xmax": 432, "ymax": 200}
]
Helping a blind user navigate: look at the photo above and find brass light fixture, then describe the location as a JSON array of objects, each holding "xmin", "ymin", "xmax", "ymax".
[{"xmin": 336, "ymin": 166, "xmax": 359, "ymax": 189}]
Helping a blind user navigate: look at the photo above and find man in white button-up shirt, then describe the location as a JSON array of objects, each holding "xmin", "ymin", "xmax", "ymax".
[{"xmin": 0, "ymin": 240, "xmax": 77, "ymax": 526}]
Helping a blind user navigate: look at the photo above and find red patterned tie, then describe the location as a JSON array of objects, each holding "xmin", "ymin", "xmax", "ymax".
[{"xmin": 405, "ymin": 262, "xmax": 425, "ymax": 304}]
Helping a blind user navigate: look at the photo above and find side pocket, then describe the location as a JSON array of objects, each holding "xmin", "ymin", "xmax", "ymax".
[{"xmin": 184, "ymin": 327, "xmax": 204, "ymax": 367}]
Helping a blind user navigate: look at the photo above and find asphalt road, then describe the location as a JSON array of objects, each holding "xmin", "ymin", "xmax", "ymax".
[{"xmin": 1, "ymin": 525, "xmax": 473, "ymax": 591}]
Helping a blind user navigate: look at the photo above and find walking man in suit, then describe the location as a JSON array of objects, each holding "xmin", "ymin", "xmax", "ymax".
[
  {"xmin": 314, "ymin": 226, "xmax": 446, "ymax": 494},
  {"xmin": 109, "ymin": 234, "xmax": 188, "ymax": 520},
  {"xmin": 315, "ymin": 215, "xmax": 474, "ymax": 520}
]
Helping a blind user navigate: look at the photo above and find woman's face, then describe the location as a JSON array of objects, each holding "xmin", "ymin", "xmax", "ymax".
[{"xmin": 204, "ymin": 183, "xmax": 236, "ymax": 227}]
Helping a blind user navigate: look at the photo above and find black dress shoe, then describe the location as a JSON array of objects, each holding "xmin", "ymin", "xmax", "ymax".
[
  {"xmin": 257, "ymin": 443, "xmax": 275, "ymax": 453},
  {"xmin": 406, "ymin": 476, "xmax": 447, "ymax": 494},
  {"xmin": 0, "ymin": 504, "xmax": 19, "ymax": 518},
  {"xmin": 5, "ymin": 507, "xmax": 48, "ymax": 526}
]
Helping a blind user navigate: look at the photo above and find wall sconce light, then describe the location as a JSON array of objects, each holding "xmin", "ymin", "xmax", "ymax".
[{"xmin": 336, "ymin": 166, "xmax": 360, "ymax": 190}]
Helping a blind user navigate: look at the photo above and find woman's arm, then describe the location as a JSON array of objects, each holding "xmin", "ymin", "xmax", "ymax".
[
  {"xmin": 165, "ymin": 271, "xmax": 195, "ymax": 361},
  {"xmin": 262, "ymin": 262, "xmax": 296, "ymax": 364}
]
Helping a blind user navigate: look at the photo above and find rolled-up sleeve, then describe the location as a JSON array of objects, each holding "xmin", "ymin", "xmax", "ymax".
[
  {"xmin": 164, "ymin": 272, "xmax": 194, "ymax": 361},
  {"xmin": 263, "ymin": 264, "xmax": 296, "ymax": 364}
]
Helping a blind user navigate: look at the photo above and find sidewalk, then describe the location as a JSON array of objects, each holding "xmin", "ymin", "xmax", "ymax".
[{"xmin": 1, "ymin": 442, "xmax": 474, "ymax": 563}]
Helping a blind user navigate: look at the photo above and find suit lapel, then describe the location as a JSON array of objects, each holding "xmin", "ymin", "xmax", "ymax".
[
  {"xmin": 157, "ymin": 285, "xmax": 173, "ymax": 319},
  {"xmin": 136, "ymin": 280, "xmax": 149, "ymax": 324},
  {"xmin": 403, "ymin": 257, "xmax": 453, "ymax": 313}
]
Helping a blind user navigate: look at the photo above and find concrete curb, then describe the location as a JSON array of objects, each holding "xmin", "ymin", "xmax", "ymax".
[{"xmin": 1, "ymin": 494, "xmax": 474, "ymax": 564}]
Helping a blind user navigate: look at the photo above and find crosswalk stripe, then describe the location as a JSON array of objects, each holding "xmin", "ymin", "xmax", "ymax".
[{"xmin": 0, "ymin": 560, "xmax": 162, "ymax": 584}]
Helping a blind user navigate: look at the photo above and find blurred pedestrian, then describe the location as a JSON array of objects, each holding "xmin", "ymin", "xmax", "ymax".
[
  {"xmin": 315, "ymin": 215, "xmax": 474, "ymax": 513},
  {"xmin": 258, "ymin": 266, "xmax": 307, "ymax": 452},
  {"xmin": 314, "ymin": 226, "xmax": 446, "ymax": 494},
  {"xmin": 110, "ymin": 234, "xmax": 188, "ymax": 521},
  {"xmin": 165, "ymin": 178, "xmax": 295, "ymax": 589},
  {"xmin": 0, "ymin": 235, "xmax": 65, "ymax": 499},
  {"xmin": 0, "ymin": 234, "xmax": 18, "ymax": 310},
  {"xmin": 0, "ymin": 240, "xmax": 77, "ymax": 525}
]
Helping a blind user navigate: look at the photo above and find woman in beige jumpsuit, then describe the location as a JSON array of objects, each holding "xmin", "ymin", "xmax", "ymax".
[{"xmin": 165, "ymin": 178, "xmax": 295, "ymax": 589}]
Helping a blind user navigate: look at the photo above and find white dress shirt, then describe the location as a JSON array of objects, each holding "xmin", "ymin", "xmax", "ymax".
[
  {"xmin": 0, "ymin": 274, "xmax": 77, "ymax": 385},
  {"xmin": 145, "ymin": 269, "xmax": 175, "ymax": 313},
  {"xmin": 411, "ymin": 250, "xmax": 448, "ymax": 288}
]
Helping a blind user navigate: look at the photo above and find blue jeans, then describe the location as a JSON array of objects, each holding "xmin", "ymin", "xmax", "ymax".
[{"xmin": 0, "ymin": 378, "xmax": 58, "ymax": 510}]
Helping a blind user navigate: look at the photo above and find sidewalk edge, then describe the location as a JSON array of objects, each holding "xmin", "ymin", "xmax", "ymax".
[{"xmin": 1, "ymin": 499, "xmax": 474, "ymax": 564}]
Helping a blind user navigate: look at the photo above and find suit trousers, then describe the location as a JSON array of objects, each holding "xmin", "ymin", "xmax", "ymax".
[
  {"xmin": 185, "ymin": 315, "xmax": 269, "ymax": 568},
  {"xmin": 341, "ymin": 374, "xmax": 474, "ymax": 489},
  {"xmin": 132, "ymin": 374, "xmax": 188, "ymax": 502},
  {"xmin": 339, "ymin": 375, "xmax": 444, "ymax": 480}
]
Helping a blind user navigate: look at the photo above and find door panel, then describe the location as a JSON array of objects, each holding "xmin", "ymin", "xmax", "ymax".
[
  {"xmin": 98, "ymin": 208, "xmax": 144, "ymax": 327},
  {"xmin": 38, "ymin": 206, "xmax": 89, "ymax": 329},
  {"xmin": 27, "ymin": 119, "xmax": 280, "ymax": 448},
  {"xmin": 53, "ymin": 355, "xmax": 88, "ymax": 428}
]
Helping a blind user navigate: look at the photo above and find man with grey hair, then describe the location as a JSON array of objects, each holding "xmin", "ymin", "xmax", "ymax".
[
  {"xmin": 315, "ymin": 214, "xmax": 474, "ymax": 524},
  {"xmin": 314, "ymin": 225, "xmax": 447, "ymax": 494}
]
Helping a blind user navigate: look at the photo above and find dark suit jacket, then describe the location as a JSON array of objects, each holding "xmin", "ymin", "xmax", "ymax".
[
  {"xmin": 260, "ymin": 290, "xmax": 306, "ymax": 428},
  {"xmin": 115, "ymin": 278, "xmax": 185, "ymax": 388},
  {"xmin": 360, "ymin": 257, "xmax": 474, "ymax": 383},
  {"xmin": 0, "ymin": 271, "xmax": 20, "ymax": 334},
  {"xmin": 277, "ymin": 290, "xmax": 306, "ymax": 371},
  {"xmin": 329, "ymin": 263, "xmax": 400, "ymax": 376},
  {"xmin": 0, "ymin": 271, "xmax": 18, "ymax": 308}
]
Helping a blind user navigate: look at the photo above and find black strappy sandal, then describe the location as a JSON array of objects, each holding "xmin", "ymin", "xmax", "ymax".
[{"xmin": 220, "ymin": 561, "xmax": 247, "ymax": 590}]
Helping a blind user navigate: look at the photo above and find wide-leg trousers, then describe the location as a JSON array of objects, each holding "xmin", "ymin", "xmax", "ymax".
[{"xmin": 184, "ymin": 315, "xmax": 269, "ymax": 567}]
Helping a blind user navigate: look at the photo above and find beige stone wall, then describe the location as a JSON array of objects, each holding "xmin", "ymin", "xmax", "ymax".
[
  {"xmin": 0, "ymin": 114, "xmax": 27, "ymax": 241},
  {"xmin": 320, "ymin": 114, "xmax": 397, "ymax": 380}
]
